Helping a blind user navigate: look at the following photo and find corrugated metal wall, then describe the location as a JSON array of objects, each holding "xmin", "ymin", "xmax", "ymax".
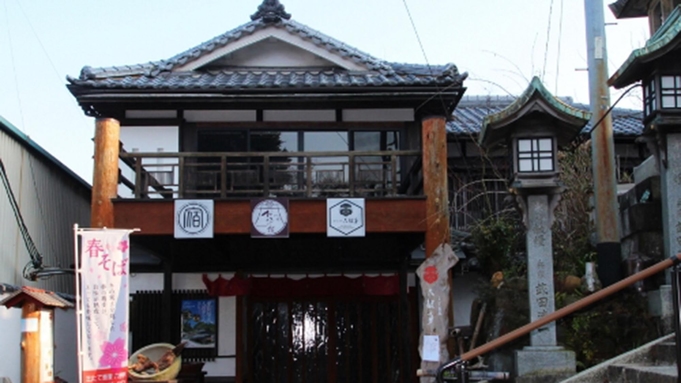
[{"xmin": 0, "ymin": 129, "xmax": 90, "ymax": 294}]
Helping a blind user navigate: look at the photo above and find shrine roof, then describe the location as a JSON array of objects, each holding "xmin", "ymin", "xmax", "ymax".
[
  {"xmin": 610, "ymin": 6, "xmax": 681, "ymax": 88},
  {"xmin": 608, "ymin": 0, "xmax": 649, "ymax": 19},
  {"xmin": 448, "ymin": 95, "xmax": 642, "ymax": 138}
]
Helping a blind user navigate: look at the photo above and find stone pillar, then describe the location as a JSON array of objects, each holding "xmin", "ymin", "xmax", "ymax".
[
  {"xmin": 91, "ymin": 117, "xmax": 121, "ymax": 228},
  {"xmin": 660, "ymin": 133, "xmax": 681, "ymax": 273},
  {"xmin": 514, "ymin": 192, "xmax": 576, "ymax": 381},
  {"xmin": 525, "ymin": 194, "xmax": 558, "ymax": 346}
]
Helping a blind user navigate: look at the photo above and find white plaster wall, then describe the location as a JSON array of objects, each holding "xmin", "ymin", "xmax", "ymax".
[
  {"xmin": 129, "ymin": 273, "xmax": 164, "ymax": 293},
  {"xmin": 130, "ymin": 273, "xmax": 237, "ymax": 377},
  {"xmin": 54, "ymin": 308, "xmax": 77, "ymax": 383},
  {"xmin": 263, "ymin": 109, "xmax": 335, "ymax": 122},
  {"xmin": 125, "ymin": 110, "xmax": 177, "ymax": 119},
  {"xmin": 343, "ymin": 108, "xmax": 414, "ymax": 122},
  {"xmin": 118, "ymin": 126, "xmax": 179, "ymax": 199},
  {"xmin": 184, "ymin": 110, "xmax": 256, "ymax": 122},
  {"xmin": 0, "ymin": 294, "xmax": 21, "ymax": 383},
  {"xmin": 227, "ymin": 40, "xmax": 336, "ymax": 68}
]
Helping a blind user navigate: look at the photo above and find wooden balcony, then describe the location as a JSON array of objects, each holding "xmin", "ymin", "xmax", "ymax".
[{"xmin": 119, "ymin": 150, "xmax": 423, "ymax": 199}]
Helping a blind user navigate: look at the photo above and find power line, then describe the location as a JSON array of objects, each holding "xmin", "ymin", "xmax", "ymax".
[
  {"xmin": 4, "ymin": 0, "xmax": 27, "ymax": 133},
  {"xmin": 542, "ymin": 0, "xmax": 555, "ymax": 81},
  {"xmin": 555, "ymin": 0, "xmax": 564, "ymax": 94}
]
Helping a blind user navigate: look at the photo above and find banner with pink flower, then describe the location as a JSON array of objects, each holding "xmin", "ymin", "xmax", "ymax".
[{"xmin": 77, "ymin": 229, "xmax": 131, "ymax": 383}]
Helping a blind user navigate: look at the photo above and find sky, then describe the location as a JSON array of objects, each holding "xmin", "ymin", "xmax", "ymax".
[{"xmin": 0, "ymin": 0, "xmax": 650, "ymax": 184}]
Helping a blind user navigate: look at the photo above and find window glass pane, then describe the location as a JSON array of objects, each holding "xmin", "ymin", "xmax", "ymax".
[
  {"xmin": 304, "ymin": 132, "xmax": 348, "ymax": 152},
  {"xmin": 538, "ymin": 138, "xmax": 552, "ymax": 151},
  {"xmin": 519, "ymin": 159, "xmax": 533, "ymax": 172},
  {"xmin": 251, "ymin": 131, "xmax": 298, "ymax": 152},
  {"xmin": 518, "ymin": 152, "xmax": 532, "ymax": 158},
  {"xmin": 539, "ymin": 152, "xmax": 553, "ymax": 158},
  {"xmin": 649, "ymin": 79, "xmax": 655, "ymax": 92},
  {"xmin": 533, "ymin": 159, "xmax": 539, "ymax": 170},
  {"xmin": 518, "ymin": 139, "xmax": 532, "ymax": 152},
  {"xmin": 676, "ymin": 76, "xmax": 681, "ymax": 87},
  {"xmin": 539, "ymin": 159, "xmax": 553, "ymax": 171},
  {"xmin": 662, "ymin": 96, "xmax": 676, "ymax": 108},
  {"xmin": 662, "ymin": 76, "xmax": 675, "ymax": 88}
]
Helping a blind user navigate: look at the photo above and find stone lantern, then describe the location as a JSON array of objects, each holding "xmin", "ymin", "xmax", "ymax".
[
  {"xmin": 610, "ymin": 9, "xmax": 681, "ymax": 280},
  {"xmin": 479, "ymin": 76, "xmax": 590, "ymax": 380}
]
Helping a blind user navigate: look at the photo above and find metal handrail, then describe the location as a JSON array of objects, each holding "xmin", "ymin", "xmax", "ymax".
[{"xmin": 418, "ymin": 252, "xmax": 681, "ymax": 382}]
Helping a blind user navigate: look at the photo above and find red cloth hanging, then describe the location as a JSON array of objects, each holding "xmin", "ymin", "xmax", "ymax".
[{"xmin": 202, "ymin": 274, "xmax": 400, "ymax": 297}]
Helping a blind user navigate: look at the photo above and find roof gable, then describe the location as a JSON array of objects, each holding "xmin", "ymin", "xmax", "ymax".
[{"xmin": 175, "ymin": 26, "xmax": 366, "ymax": 72}]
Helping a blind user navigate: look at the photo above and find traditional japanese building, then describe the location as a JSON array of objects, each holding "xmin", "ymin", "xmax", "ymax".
[{"xmin": 67, "ymin": 1, "xmax": 466, "ymax": 381}]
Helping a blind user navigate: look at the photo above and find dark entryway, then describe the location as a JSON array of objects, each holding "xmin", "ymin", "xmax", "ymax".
[{"xmin": 245, "ymin": 293, "xmax": 417, "ymax": 383}]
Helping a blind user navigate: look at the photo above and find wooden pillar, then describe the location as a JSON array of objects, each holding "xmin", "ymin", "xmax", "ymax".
[
  {"xmin": 92, "ymin": 117, "xmax": 121, "ymax": 228},
  {"xmin": 21, "ymin": 302, "xmax": 40, "ymax": 383},
  {"xmin": 421, "ymin": 116, "xmax": 450, "ymax": 257}
]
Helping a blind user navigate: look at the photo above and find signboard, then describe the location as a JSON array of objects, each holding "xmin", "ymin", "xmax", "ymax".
[
  {"xmin": 180, "ymin": 299, "xmax": 217, "ymax": 349},
  {"xmin": 175, "ymin": 199, "xmax": 214, "ymax": 239},
  {"xmin": 327, "ymin": 198, "xmax": 365, "ymax": 237},
  {"xmin": 251, "ymin": 198, "xmax": 289, "ymax": 238},
  {"xmin": 78, "ymin": 229, "xmax": 131, "ymax": 383}
]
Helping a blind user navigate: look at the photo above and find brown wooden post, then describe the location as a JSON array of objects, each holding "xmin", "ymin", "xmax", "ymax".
[
  {"xmin": 21, "ymin": 302, "xmax": 40, "ymax": 383},
  {"xmin": 92, "ymin": 117, "xmax": 121, "ymax": 228},
  {"xmin": 421, "ymin": 116, "xmax": 450, "ymax": 257}
]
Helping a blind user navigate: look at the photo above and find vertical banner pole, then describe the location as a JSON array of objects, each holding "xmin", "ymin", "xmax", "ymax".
[
  {"xmin": 75, "ymin": 226, "xmax": 137, "ymax": 383},
  {"xmin": 74, "ymin": 223, "xmax": 83, "ymax": 383}
]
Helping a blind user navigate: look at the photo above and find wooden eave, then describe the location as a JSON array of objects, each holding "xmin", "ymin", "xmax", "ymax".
[
  {"xmin": 114, "ymin": 198, "xmax": 427, "ymax": 235},
  {"xmin": 68, "ymin": 86, "xmax": 465, "ymax": 119}
]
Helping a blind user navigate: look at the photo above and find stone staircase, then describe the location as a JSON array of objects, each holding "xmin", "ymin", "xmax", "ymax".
[{"xmin": 560, "ymin": 333, "xmax": 677, "ymax": 383}]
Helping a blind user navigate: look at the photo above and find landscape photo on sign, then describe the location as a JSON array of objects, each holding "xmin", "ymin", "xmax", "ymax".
[{"xmin": 180, "ymin": 299, "xmax": 217, "ymax": 348}]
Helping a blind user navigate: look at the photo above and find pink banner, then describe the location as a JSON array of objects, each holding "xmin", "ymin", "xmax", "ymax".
[{"xmin": 79, "ymin": 230, "xmax": 130, "ymax": 383}]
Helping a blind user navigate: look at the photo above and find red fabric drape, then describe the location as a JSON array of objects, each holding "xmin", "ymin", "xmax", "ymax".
[{"xmin": 202, "ymin": 274, "xmax": 399, "ymax": 297}]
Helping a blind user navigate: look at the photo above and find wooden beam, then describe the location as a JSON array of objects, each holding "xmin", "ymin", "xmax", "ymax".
[
  {"xmin": 421, "ymin": 116, "xmax": 450, "ymax": 257},
  {"xmin": 114, "ymin": 199, "xmax": 427, "ymax": 235},
  {"xmin": 21, "ymin": 302, "xmax": 40, "ymax": 383},
  {"xmin": 92, "ymin": 118, "xmax": 121, "ymax": 228}
]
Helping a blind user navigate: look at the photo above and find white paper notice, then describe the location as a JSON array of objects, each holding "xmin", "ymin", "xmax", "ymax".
[
  {"xmin": 22, "ymin": 318, "xmax": 38, "ymax": 333},
  {"xmin": 423, "ymin": 335, "xmax": 440, "ymax": 362}
]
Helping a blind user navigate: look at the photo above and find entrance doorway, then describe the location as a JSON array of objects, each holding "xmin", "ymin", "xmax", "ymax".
[{"xmin": 245, "ymin": 295, "xmax": 417, "ymax": 383}]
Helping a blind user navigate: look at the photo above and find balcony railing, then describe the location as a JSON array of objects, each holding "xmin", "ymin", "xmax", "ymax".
[{"xmin": 119, "ymin": 150, "xmax": 423, "ymax": 199}]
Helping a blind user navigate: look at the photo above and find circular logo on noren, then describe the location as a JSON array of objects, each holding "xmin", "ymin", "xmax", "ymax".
[{"xmin": 177, "ymin": 203, "xmax": 211, "ymax": 235}]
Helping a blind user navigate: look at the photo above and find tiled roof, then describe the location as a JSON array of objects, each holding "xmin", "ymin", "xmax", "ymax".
[
  {"xmin": 0, "ymin": 286, "xmax": 74, "ymax": 309},
  {"xmin": 67, "ymin": 18, "xmax": 465, "ymax": 91},
  {"xmin": 449, "ymin": 95, "xmax": 643, "ymax": 138}
]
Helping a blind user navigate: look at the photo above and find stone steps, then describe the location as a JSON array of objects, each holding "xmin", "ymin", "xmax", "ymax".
[{"xmin": 560, "ymin": 334, "xmax": 677, "ymax": 383}]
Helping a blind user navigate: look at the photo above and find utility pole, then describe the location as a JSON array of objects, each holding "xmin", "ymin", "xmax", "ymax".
[{"xmin": 584, "ymin": 0, "xmax": 622, "ymax": 287}]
